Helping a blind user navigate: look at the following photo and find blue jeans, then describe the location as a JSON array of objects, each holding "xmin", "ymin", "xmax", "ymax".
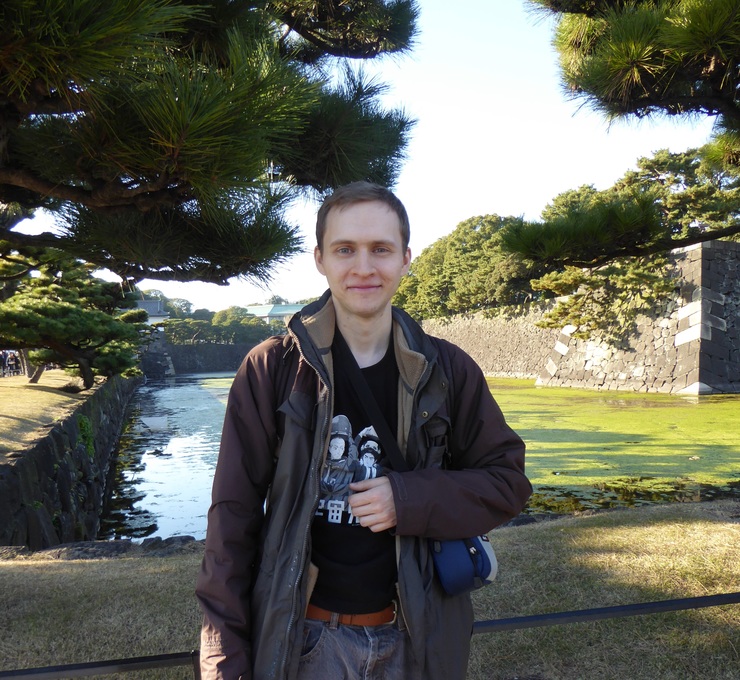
[{"xmin": 297, "ymin": 617, "xmax": 419, "ymax": 679}]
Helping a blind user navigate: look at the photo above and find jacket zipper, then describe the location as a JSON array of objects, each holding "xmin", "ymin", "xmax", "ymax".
[
  {"xmin": 396, "ymin": 356, "xmax": 435, "ymax": 639},
  {"xmin": 279, "ymin": 333, "xmax": 330, "ymax": 678}
]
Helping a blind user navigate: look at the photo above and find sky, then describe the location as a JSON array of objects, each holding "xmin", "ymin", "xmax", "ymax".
[{"xmin": 20, "ymin": 1, "xmax": 716, "ymax": 311}]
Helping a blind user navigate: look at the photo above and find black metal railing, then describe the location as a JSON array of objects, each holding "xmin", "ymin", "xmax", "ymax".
[{"xmin": 2, "ymin": 592, "xmax": 739, "ymax": 679}]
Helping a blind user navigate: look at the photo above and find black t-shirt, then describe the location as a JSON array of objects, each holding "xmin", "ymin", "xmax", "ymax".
[{"xmin": 309, "ymin": 334, "xmax": 399, "ymax": 613}]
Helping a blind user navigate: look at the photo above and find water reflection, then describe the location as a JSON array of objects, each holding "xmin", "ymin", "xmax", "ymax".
[
  {"xmin": 101, "ymin": 374, "xmax": 740, "ymax": 539},
  {"xmin": 100, "ymin": 373, "xmax": 233, "ymax": 541}
]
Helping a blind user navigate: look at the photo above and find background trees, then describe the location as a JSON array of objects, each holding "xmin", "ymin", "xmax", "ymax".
[
  {"xmin": 394, "ymin": 215, "xmax": 543, "ymax": 319},
  {"xmin": 503, "ymin": 147, "xmax": 740, "ymax": 337},
  {"xmin": 398, "ymin": 146, "xmax": 738, "ymax": 345},
  {"xmin": 156, "ymin": 303, "xmax": 279, "ymax": 345},
  {"xmin": 1, "ymin": 0, "xmax": 417, "ymax": 286}
]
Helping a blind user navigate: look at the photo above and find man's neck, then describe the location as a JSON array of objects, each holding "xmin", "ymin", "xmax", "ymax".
[{"xmin": 335, "ymin": 310, "xmax": 393, "ymax": 368}]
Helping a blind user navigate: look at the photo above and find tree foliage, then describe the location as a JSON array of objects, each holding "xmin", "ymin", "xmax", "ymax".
[
  {"xmin": 503, "ymin": 148, "xmax": 737, "ymax": 339},
  {"xmin": 531, "ymin": 255, "xmax": 675, "ymax": 343},
  {"xmin": 0, "ymin": 246, "xmax": 148, "ymax": 388},
  {"xmin": 530, "ymin": 0, "xmax": 740, "ymax": 135},
  {"xmin": 159, "ymin": 305, "xmax": 274, "ymax": 344},
  {"xmin": 527, "ymin": 0, "xmax": 740, "ymax": 255},
  {"xmin": 0, "ymin": 0, "xmax": 417, "ymax": 286},
  {"xmin": 503, "ymin": 148, "xmax": 740, "ymax": 267},
  {"xmin": 393, "ymin": 215, "xmax": 543, "ymax": 320},
  {"xmin": 399, "ymin": 148, "xmax": 737, "ymax": 341}
]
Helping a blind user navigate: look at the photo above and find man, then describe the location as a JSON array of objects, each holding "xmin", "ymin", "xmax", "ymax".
[{"xmin": 196, "ymin": 182, "xmax": 532, "ymax": 680}]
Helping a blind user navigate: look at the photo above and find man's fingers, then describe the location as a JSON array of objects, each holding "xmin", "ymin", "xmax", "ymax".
[{"xmin": 348, "ymin": 477, "xmax": 396, "ymax": 530}]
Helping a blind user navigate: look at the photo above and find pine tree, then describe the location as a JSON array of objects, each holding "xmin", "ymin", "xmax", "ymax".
[
  {"xmin": 0, "ymin": 246, "xmax": 148, "ymax": 388},
  {"xmin": 526, "ymin": 0, "xmax": 740, "ymax": 254},
  {"xmin": 0, "ymin": 0, "xmax": 417, "ymax": 286}
]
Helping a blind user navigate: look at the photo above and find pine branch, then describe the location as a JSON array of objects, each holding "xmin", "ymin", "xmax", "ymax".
[{"xmin": 561, "ymin": 222, "xmax": 740, "ymax": 268}]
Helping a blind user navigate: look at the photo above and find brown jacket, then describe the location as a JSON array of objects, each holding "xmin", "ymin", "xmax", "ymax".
[{"xmin": 196, "ymin": 292, "xmax": 531, "ymax": 679}]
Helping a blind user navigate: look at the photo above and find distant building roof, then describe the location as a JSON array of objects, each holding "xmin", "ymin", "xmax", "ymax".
[
  {"xmin": 246, "ymin": 304, "xmax": 303, "ymax": 322},
  {"xmin": 135, "ymin": 299, "xmax": 170, "ymax": 324}
]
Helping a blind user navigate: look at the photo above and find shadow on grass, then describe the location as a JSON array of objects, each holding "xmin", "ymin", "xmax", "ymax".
[{"xmin": 471, "ymin": 503, "xmax": 740, "ymax": 680}]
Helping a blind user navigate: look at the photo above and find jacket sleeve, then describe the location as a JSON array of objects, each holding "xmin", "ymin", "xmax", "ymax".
[
  {"xmin": 388, "ymin": 342, "xmax": 532, "ymax": 539},
  {"xmin": 195, "ymin": 339, "xmax": 283, "ymax": 680}
]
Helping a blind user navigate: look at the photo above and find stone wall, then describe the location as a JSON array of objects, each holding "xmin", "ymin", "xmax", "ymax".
[
  {"xmin": 424, "ymin": 241, "xmax": 740, "ymax": 394},
  {"xmin": 140, "ymin": 335, "xmax": 253, "ymax": 378},
  {"xmin": 167, "ymin": 343, "xmax": 253, "ymax": 374},
  {"xmin": 0, "ymin": 376, "xmax": 140, "ymax": 550},
  {"xmin": 423, "ymin": 305, "xmax": 558, "ymax": 378}
]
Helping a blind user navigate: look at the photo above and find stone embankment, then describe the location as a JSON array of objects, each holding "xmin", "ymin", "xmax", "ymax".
[
  {"xmin": 140, "ymin": 341, "xmax": 253, "ymax": 378},
  {"xmin": 423, "ymin": 306, "xmax": 558, "ymax": 379},
  {"xmin": 425, "ymin": 241, "xmax": 740, "ymax": 394},
  {"xmin": 0, "ymin": 376, "xmax": 139, "ymax": 550}
]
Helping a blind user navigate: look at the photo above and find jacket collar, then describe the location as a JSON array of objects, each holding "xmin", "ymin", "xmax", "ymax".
[{"xmin": 289, "ymin": 290, "xmax": 438, "ymax": 390}]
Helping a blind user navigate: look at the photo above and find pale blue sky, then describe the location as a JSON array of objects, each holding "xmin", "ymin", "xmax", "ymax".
[{"xmin": 23, "ymin": 1, "xmax": 716, "ymax": 310}]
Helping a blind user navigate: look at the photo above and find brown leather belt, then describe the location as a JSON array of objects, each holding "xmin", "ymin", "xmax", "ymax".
[{"xmin": 306, "ymin": 602, "xmax": 397, "ymax": 626}]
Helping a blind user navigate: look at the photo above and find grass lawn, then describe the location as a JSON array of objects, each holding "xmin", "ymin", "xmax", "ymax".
[
  {"xmin": 0, "ymin": 370, "xmax": 89, "ymax": 456},
  {"xmin": 487, "ymin": 378, "xmax": 740, "ymax": 514},
  {"xmin": 1, "ymin": 501, "xmax": 738, "ymax": 680}
]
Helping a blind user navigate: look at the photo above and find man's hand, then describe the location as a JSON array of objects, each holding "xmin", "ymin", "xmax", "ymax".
[{"xmin": 348, "ymin": 477, "xmax": 397, "ymax": 532}]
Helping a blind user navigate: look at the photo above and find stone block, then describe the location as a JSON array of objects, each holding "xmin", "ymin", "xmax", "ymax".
[
  {"xmin": 701, "ymin": 339, "xmax": 730, "ymax": 361},
  {"xmin": 672, "ymin": 373, "xmax": 688, "ymax": 390},
  {"xmin": 701, "ymin": 313, "xmax": 727, "ymax": 332},
  {"xmin": 24, "ymin": 505, "xmax": 59, "ymax": 551},
  {"xmin": 554, "ymin": 340, "xmax": 569, "ymax": 356},
  {"xmin": 675, "ymin": 324, "xmax": 711, "ymax": 347},
  {"xmin": 678, "ymin": 300, "xmax": 704, "ymax": 320},
  {"xmin": 677, "ymin": 382, "xmax": 716, "ymax": 395},
  {"xmin": 546, "ymin": 358, "xmax": 559, "ymax": 376},
  {"xmin": 710, "ymin": 356, "xmax": 731, "ymax": 379}
]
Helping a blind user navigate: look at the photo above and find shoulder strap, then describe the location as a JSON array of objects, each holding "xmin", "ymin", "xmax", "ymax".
[
  {"xmin": 332, "ymin": 331, "xmax": 409, "ymax": 473},
  {"xmin": 271, "ymin": 333, "xmax": 297, "ymax": 406}
]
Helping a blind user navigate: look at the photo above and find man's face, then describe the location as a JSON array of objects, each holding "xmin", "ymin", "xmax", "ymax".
[{"xmin": 315, "ymin": 201, "xmax": 411, "ymax": 323}]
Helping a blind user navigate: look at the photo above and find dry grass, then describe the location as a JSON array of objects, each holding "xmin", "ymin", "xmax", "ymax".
[
  {"xmin": 1, "ymin": 502, "xmax": 739, "ymax": 679},
  {"xmin": 469, "ymin": 499, "xmax": 740, "ymax": 680},
  {"xmin": 0, "ymin": 369, "xmax": 90, "ymax": 456},
  {"xmin": 0, "ymin": 546, "xmax": 203, "ymax": 679}
]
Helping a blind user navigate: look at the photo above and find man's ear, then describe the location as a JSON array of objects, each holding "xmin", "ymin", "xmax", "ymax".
[
  {"xmin": 402, "ymin": 248, "xmax": 411, "ymax": 275},
  {"xmin": 314, "ymin": 245, "xmax": 325, "ymax": 276}
]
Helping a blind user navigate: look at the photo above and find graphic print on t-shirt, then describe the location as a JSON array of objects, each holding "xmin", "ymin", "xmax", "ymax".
[{"xmin": 316, "ymin": 414, "xmax": 386, "ymax": 525}]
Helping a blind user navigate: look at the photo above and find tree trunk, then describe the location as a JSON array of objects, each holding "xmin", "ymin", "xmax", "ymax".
[
  {"xmin": 78, "ymin": 358, "xmax": 95, "ymax": 390},
  {"xmin": 28, "ymin": 365, "xmax": 46, "ymax": 384},
  {"xmin": 17, "ymin": 348, "xmax": 30, "ymax": 377}
]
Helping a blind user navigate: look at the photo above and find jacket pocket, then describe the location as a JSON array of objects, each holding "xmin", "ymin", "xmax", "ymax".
[
  {"xmin": 276, "ymin": 390, "xmax": 316, "ymax": 449},
  {"xmin": 422, "ymin": 415, "xmax": 451, "ymax": 468}
]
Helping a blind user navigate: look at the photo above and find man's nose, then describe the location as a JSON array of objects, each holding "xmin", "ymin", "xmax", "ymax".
[{"xmin": 353, "ymin": 250, "xmax": 375, "ymax": 275}]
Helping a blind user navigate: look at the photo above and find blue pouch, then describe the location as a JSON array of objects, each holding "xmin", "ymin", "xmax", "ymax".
[{"xmin": 429, "ymin": 534, "xmax": 498, "ymax": 595}]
